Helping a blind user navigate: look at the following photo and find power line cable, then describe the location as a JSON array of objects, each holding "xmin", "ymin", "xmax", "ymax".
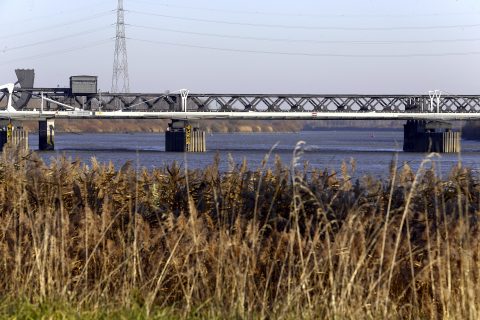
[
  {"xmin": 0, "ymin": 10, "xmax": 114, "ymax": 40},
  {"xmin": 128, "ymin": 10, "xmax": 480, "ymax": 31},
  {"xmin": 0, "ymin": 38, "xmax": 113, "ymax": 66},
  {"xmin": 128, "ymin": 37, "xmax": 480, "ymax": 58},
  {"xmin": 1, "ymin": 25, "xmax": 113, "ymax": 53},
  {"xmin": 127, "ymin": 24, "xmax": 480, "ymax": 45},
  {"xmin": 128, "ymin": 0, "xmax": 480, "ymax": 19},
  {"xmin": 0, "ymin": 2, "xmax": 113, "ymax": 27}
]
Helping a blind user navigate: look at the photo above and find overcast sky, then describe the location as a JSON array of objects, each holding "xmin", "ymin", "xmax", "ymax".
[{"xmin": 0, "ymin": 0, "xmax": 479, "ymax": 94}]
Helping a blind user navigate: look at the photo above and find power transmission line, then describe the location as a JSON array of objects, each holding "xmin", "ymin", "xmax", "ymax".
[
  {"xmin": 128, "ymin": 10, "xmax": 480, "ymax": 31},
  {"xmin": 0, "ymin": 2, "xmax": 113, "ymax": 27},
  {"xmin": 0, "ymin": 10, "xmax": 114, "ymax": 40},
  {"xmin": 128, "ymin": 0, "xmax": 480, "ymax": 19},
  {"xmin": 128, "ymin": 37, "xmax": 480, "ymax": 58},
  {"xmin": 127, "ymin": 24, "xmax": 480, "ymax": 45},
  {"xmin": 0, "ymin": 39, "xmax": 113, "ymax": 66},
  {"xmin": 2, "ymin": 26, "xmax": 112, "ymax": 53}
]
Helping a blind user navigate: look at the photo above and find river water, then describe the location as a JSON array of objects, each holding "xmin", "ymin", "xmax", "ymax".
[{"xmin": 29, "ymin": 129, "xmax": 480, "ymax": 178}]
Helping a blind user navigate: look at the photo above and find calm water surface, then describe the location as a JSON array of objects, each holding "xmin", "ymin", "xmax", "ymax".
[{"xmin": 29, "ymin": 129, "xmax": 480, "ymax": 177}]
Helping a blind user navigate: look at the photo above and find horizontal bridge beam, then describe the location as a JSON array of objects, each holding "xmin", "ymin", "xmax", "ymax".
[
  {"xmin": 4, "ymin": 90, "xmax": 480, "ymax": 115},
  {"xmin": 2, "ymin": 110, "xmax": 480, "ymax": 121},
  {"xmin": 12, "ymin": 89, "xmax": 480, "ymax": 98}
]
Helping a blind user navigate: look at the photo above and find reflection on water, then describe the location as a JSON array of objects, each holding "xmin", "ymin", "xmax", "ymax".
[{"xmin": 28, "ymin": 129, "xmax": 480, "ymax": 177}]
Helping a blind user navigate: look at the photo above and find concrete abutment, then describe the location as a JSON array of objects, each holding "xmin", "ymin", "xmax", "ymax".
[
  {"xmin": 0, "ymin": 121, "xmax": 29, "ymax": 151},
  {"xmin": 165, "ymin": 120, "xmax": 206, "ymax": 152},
  {"xmin": 403, "ymin": 120, "xmax": 460, "ymax": 153},
  {"xmin": 0, "ymin": 118, "xmax": 462, "ymax": 154},
  {"xmin": 39, "ymin": 119, "xmax": 55, "ymax": 151}
]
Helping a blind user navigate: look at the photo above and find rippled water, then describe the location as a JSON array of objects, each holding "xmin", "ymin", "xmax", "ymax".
[{"xmin": 28, "ymin": 129, "xmax": 480, "ymax": 177}]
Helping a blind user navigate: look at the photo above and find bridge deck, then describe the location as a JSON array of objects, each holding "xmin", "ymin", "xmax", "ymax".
[
  {"xmin": 1, "ymin": 89, "xmax": 480, "ymax": 120},
  {"xmin": 1, "ymin": 110, "xmax": 480, "ymax": 121}
]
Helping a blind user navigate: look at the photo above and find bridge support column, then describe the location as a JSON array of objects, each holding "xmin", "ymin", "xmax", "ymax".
[
  {"xmin": 39, "ymin": 119, "xmax": 55, "ymax": 151},
  {"xmin": 0, "ymin": 121, "xmax": 29, "ymax": 151},
  {"xmin": 403, "ymin": 120, "xmax": 460, "ymax": 153},
  {"xmin": 165, "ymin": 120, "xmax": 206, "ymax": 152}
]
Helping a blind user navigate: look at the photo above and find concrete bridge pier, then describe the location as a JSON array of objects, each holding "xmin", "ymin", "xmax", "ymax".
[
  {"xmin": 403, "ymin": 120, "xmax": 460, "ymax": 153},
  {"xmin": 0, "ymin": 121, "xmax": 29, "ymax": 151},
  {"xmin": 39, "ymin": 119, "xmax": 55, "ymax": 151},
  {"xmin": 165, "ymin": 120, "xmax": 206, "ymax": 152}
]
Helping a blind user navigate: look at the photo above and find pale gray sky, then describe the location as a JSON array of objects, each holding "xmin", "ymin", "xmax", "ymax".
[{"xmin": 0, "ymin": 0, "xmax": 479, "ymax": 94}]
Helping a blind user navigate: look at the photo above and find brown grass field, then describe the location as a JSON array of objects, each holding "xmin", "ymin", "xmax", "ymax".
[{"xmin": 0, "ymin": 144, "xmax": 479, "ymax": 319}]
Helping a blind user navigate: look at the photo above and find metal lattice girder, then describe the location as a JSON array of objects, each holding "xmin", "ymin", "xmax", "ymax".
[{"xmin": 7, "ymin": 90, "xmax": 480, "ymax": 116}]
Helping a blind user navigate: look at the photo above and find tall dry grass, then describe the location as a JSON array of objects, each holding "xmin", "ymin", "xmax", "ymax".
[{"xmin": 0, "ymin": 144, "xmax": 479, "ymax": 319}]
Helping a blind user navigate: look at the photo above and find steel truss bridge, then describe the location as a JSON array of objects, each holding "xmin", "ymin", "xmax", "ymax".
[{"xmin": 1, "ymin": 86, "xmax": 480, "ymax": 121}]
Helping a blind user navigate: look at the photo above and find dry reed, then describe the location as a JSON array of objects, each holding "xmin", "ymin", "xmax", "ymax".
[{"xmin": 0, "ymin": 144, "xmax": 479, "ymax": 319}]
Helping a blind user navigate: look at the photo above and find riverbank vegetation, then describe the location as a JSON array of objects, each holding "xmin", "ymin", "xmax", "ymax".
[
  {"xmin": 0, "ymin": 145, "xmax": 479, "ymax": 318},
  {"xmin": 7, "ymin": 119, "xmax": 305, "ymax": 134},
  {"xmin": 12, "ymin": 119, "xmax": 405, "ymax": 134}
]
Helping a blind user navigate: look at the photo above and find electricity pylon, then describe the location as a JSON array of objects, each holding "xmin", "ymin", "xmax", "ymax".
[{"xmin": 111, "ymin": 0, "xmax": 130, "ymax": 93}]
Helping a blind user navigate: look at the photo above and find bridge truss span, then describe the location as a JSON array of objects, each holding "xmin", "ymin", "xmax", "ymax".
[
  {"xmin": 186, "ymin": 94, "xmax": 480, "ymax": 114},
  {"xmin": 2, "ymin": 89, "xmax": 480, "ymax": 119}
]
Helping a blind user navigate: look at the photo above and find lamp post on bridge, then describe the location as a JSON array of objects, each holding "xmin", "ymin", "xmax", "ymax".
[
  {"xmin": 428, "ymin": 90, "xmax": 442, "ymax": 113},
  {"xmin": 180, "ymin": 89, "xmax": 189, "ymax": 113}
]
